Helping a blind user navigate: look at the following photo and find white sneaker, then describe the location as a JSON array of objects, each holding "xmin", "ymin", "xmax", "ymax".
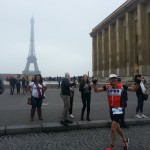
[
  {"xmin": 135, "ymin": 114, "xmax": 142, "ymax": 119},
  {"xmin": 140, "ymin": 114, "xmax": 148, "ymax": 118},
  {"xmin": 70, "ymin": 114, "xmax": 74, "ymax": 118}
]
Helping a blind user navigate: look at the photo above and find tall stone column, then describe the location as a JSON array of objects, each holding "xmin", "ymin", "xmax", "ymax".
[
  {"xmin": 116, "ymin": 19, "xmax": 125, "ymax": 76},
  {"xmin": 92, "ymin": 36, "xmax": 97, "ymax": 77},
  {"xmin": 137, "ymin": 4, "xmax": 148, "ymax": 75},
  {"xmin": 108, "ymin": 25, "xmax": 112, "ymax": 75},
  {"xmin": 110, "ymin": 24, "xmax": 117, "ymax": 75},
  {"xmin": 104, "ymin": 28, "xmax": 109, "ymax": 76},
  {"xmin": 147, "ymin": 13, "xmax": 150, "ymax": 75},
  {"xmin": 102, "ymin": 30, "xmax": 106, "ymax": 77},
  {"xmin": 125, "ymin": 12, "xmax": 134, "ymax": 76},
  {"xmin": 96, "ymin": 34, "xmax": 99, "ymax": 78},
  {"xmin": 98, "ymin": 32, "xmax": 103, "ymax": 78},
  {"xmin": 102, "ymin": 29, "xmax": 109, "ymax": 77}
]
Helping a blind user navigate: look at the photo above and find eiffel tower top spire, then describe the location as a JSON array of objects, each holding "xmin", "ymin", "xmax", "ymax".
[
  {"xmin": 29, "ymin": 17, "xmax": 35, "ymax": 57},
  {"xmin": 22, "ymin": 17, "xmax": 41, "ymax": 75}
]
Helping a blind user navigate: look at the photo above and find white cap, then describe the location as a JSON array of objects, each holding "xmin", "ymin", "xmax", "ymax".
[{"xmin": 109, "ymin": 74, "xmax": 117, "ymax": 79}]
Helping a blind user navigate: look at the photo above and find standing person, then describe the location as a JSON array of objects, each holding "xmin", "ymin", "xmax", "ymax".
[
  {"xmin": 69, "ymin": 79, "xmax": 75, "ymax": 118},
  {"xmin": 117, "ymin": 78, "xmax": 128, "ymax": 128},
  {"xmin": 16, "ymin": 74, "xmax": 21, "ymax": 94},
  {"xmin": 0, "ymin": 78, "xmax": 5, "ymax": 95},
  {"xmin": 142, "ymin": 77, "xmax": 146, "ymax": 84},
  {"xmin": 28, "ymin": 74, "xmax": 47, "ymax": 121},
  {"xmin": 57, "ymin": 76, "xmax": 61, "ymax": 88},
  {"xmin": 92, "ymin": 74, "xmax": 138, "ymax": 150},
  {"xmin": 60, "ymin": 72, "xmax": 76, "ymax": 126},
  {"xmin": 25, "ymin": 75, "xmax": 30, "ymax": 93},
  {"xmin": 134, "ymin": 74, "xmax": 148, "ymax": 119},
  {"xmin": 9, "ymin": 76, "xmax": 16, "ymax": 95},
  {"xmin": 79, "ymin": 74, "xmax": 92, "ymax": 121},
  {"xmin": 22, "ymin": 77, "xmax": 27, "ymax": 94}
]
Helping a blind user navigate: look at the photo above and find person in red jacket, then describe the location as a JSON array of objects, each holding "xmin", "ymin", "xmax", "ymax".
[{"xmin": 92, "ymin": 74, "xmax": 138, "ymax": 150}]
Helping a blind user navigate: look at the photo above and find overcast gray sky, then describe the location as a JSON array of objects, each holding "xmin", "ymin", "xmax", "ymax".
[{"xmin": 0, "ymin": 0, "xmax": 126, "ymax": 77}]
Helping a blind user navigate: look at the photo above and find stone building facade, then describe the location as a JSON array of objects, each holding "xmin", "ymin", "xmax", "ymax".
[{"xmin": 90, "ymin": 0, "xmax": 150, "ymax": 79}]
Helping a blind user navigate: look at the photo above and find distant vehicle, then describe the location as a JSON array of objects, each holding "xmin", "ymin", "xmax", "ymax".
[{"xmin": 0, "ymin": 78, "xmax": 5, "ymax": 94}]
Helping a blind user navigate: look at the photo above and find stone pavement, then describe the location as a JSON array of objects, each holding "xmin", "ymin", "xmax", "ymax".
[
  {"xmin": 0, "ymin": 125, "xmax": 150, "ymax": 150},
  {"xmin": 0, "ymin": 87, "xmax": 150, "ymax": 135}
]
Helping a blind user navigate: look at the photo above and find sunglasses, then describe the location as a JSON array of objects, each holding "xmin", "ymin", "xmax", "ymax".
[{"xmin": 110, "ymin": 77, "xmax": 117, "ymax": 80}]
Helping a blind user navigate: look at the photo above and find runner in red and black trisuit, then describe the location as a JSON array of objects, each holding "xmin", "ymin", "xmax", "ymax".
[{"xmin": 92, "ymin": 74, "xmax": 138, "ymax": 150}]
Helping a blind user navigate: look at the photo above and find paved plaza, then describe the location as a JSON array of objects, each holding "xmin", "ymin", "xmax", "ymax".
[
  {"xmin": 0, "ymin": 87, "xmax": 150, "ymax": 126},
  {"xmin": 0, "ymin": 86, "xmax": 150, "ymax": 149},
  {"xmin": 0, "ymin": 125, "xmax": 150, "ymax": 150}
]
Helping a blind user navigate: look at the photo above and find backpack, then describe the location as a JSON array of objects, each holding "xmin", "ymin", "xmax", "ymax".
[
  {"xmin": 120, "ymin": 87, "xmax": 128, "ymax": 108},
  {"xmin": 0, "ymin": 79, "xmax": 5, "ymax": 94}
]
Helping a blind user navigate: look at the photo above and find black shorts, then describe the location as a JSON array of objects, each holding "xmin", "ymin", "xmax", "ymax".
[{"xmin": 109, "ymin": 110, "xmax": 123, "ymax": 123}]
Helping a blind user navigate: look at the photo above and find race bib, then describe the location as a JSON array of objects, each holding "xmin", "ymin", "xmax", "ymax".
[{"xmin": 112, "ymin": 107, "xmax": 123, "ymax": 115}]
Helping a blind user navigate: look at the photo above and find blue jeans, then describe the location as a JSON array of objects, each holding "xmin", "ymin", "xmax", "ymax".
[
  {"xmin": 136, "ymin": 94, "xmax": 144, "ymax": 113},
  {"xmin": 31, "ymin": 96, "xmax": 43, "ymax": 109}
]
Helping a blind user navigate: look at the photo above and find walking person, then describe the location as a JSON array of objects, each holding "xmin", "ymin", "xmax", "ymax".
[
  {"xmin": 57, "ymin": 76, "xmax": 61, "ymax": 88},
  {"xmin": 69, "ymin": 79, "xmax": 75, "ymax": 118},
  {"xmin": 25, "ymin": 75, "xmax": 30, "ymax": 93},
  {"xmin": 92, "ymin": 74, "xmax": 138, "ymax": 150},
  {"xmin": 28, "ymin": 74, "xmax": 47, "ymax": 121},
  {"xmin": 16, "ymin": 74, "xmax": 21, "ymax": 95},
  {"xmin": 9, "ymin": 76, "xmax": 16, "ymax": 95},
  {"xmin": 22, "ymin": 77, "xmax": 27, "ymax": 94},
  {"xmin": 134, "ymin": 74, "xmax": 148, "ymax": 119},
  {"xmin": 79, "ymin": 74, "xmax": 92, "ymax": 121},
  {"xmin": 60, "ymin": 72, "xmax": 76, "ymax": 126},
  {"xmin": 0, "ymin": 78, "xmax": 5, "ymax": 95}
]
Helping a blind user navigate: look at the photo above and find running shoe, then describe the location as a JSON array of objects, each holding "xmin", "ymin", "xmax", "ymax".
[
  {"xmin": 123, "ymin": 138, "xmax": 129, "ymax": 149},
  {"xmin": 106, "ymin": 147, "xmax": 114, "ymax": 150}
]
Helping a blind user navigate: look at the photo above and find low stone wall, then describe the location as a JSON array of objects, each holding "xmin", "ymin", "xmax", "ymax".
[{"xmin": 4, "ymin": 82, "xmax": 150, "ymax": 89}]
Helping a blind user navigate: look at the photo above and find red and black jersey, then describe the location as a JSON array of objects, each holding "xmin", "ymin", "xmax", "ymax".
[{"xmin": 103, "ymin": 84, "xmax": 128, "ymax": 108}]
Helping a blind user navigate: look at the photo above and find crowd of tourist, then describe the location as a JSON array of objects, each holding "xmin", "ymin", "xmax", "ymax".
[{"xmin": 0, "ymin": 72, "xmax": 149, "ymax": 150}]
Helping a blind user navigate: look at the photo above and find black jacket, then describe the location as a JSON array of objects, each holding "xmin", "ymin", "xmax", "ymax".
[
  {"xmin": 10, "ymin": 78, "xmax": 16, "ymax": 86},
  {"xmin": 61, "ymin": 78, "xmax": 75, "ymax": 96},
  {"xmin": 0, "ymin": 79, "xmax": 4, "ymax": 94},
  {"xmin": 136, "ymin": 83, "xmax": 143, "ymax": 96},
  {"xmin": 79, "ymin": 80, "xmax": 91, "ymax": 94}
]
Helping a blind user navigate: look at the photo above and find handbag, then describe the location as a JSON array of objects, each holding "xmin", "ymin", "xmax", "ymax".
[
  {"xmin": 142, "ymin": 93, "xmax": 149, "ymax": 100},
  {"xmin": 27, "ymin": 97, "xmax": 32, "ymax": 105}
]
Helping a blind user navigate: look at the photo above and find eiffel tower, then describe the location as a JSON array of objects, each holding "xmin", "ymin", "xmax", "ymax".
[{"xmin": 22, "ymin": 17, "xmax": 41, "ymax": 75}]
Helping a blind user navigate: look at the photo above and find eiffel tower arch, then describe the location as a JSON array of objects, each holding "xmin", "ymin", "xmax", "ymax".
[{"xmin": 23, "ymin": 17, "xmax": 41, "ymax": 75}]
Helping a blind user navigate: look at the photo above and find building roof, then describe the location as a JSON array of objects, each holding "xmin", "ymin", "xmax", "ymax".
[{"xmin": 90, "ymin": 0, "xmax": 146, "ymax": 37}]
